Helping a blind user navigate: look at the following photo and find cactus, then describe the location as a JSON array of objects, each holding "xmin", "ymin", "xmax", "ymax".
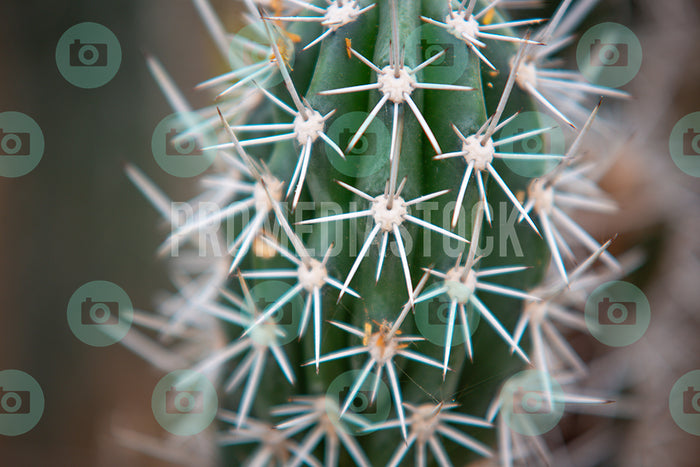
[{"xmin": 124, "ymin": 0, "xmax": 631, "ymax": 465}]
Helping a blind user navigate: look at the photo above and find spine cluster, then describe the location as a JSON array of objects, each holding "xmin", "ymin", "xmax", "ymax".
[{"xmin": 124, "ymin": 1, "xmax": 632, "ymax": 466}]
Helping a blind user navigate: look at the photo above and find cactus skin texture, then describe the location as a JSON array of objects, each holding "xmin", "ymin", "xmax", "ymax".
[
  {"xmin": 224, "ymin": 0, "xmax": 547, "ymax": 464},
  {"xmin": 127, "ymin": 0, "xmax": 626, "ymax": 466}
]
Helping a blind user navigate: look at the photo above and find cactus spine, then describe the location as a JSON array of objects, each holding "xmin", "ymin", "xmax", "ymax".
[{"xmin": 126, "ymin": 0, "xmax": 628, "ymax": 465}]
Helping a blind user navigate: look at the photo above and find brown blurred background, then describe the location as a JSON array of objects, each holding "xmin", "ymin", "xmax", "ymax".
[{"xmin": 0, "ymin": 0, "xmax": 240, "ymax": 465}]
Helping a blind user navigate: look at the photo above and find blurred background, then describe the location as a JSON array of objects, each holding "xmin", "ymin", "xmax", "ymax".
[{"xmin": 0, "ymin": 0, "xmax": 698, "ymax": 465}]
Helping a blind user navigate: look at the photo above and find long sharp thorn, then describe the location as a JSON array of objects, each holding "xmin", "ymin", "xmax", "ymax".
[
  {"xmin": 443, "ymin": 300, "xmax": 458, "ymax": 379},
  {"xmin": 337, "ymin": 224, "xmax": 381, "ymax": 303}
]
